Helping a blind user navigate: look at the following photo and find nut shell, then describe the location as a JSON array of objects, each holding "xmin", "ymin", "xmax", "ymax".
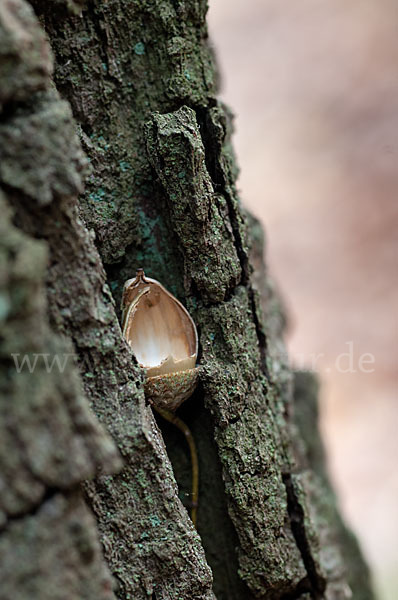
[
  {"xmin": 121, "ymin": 270, "xmax": 199, "ymax": 410},
  {"xmin": 145, "ymin": 368, "xmax": 199, "ymax": 411}
]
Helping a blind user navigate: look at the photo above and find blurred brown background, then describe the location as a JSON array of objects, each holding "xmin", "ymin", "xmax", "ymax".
[{"xmin": 208, "ymin": 2, "xmax": 398, "ymax": 599}]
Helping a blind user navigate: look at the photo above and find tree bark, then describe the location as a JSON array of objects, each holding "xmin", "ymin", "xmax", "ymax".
[{"xmin": 0, "ymin": 1, "xmax": 374, "ymax": 599}]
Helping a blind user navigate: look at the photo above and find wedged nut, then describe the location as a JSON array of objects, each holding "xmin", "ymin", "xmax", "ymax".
[{"xmin": 121, "ymin": 269, "xmax": 199, "ymax": 409}]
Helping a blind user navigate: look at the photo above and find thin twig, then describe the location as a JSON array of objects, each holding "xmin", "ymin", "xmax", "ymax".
[{"xmin": 154, "ymin": 406, "xmax": 199, "ymax": 528}]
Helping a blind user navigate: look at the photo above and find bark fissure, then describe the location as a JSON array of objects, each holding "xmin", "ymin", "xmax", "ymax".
[
  {"xmin": 195, "ymin": 105, "xmax": 250, "ymax": 286},
  {"xmin": 282, "ymin": 472, "xmax": 327, "ymax": 599},
  {"xmin": 248, "ymin": 285, "xmax": 270, "ymax": 377},
  {"xmin": 280, "ymin": 576, "xmax": 312, "ymax": 600}
]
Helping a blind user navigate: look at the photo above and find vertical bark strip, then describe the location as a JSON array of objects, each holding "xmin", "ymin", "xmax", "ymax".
[
  {"xmin": 0, "ymin": 0, "xmax": 375, "ymax": 598},
  {"xmin": 1, "ymin": 1, "xmax": 214, "ymax": 599},
  {"xmin": 0, "ymin": 6, "xmax": 121, "ymax": 597}
]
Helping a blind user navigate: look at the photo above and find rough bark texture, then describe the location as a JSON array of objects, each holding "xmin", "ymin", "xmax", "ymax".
[{"xmin": 0, "ymin": 1, "xmax": 374, "ymax": 599}]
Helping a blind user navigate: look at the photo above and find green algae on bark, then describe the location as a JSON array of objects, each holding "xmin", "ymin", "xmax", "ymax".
[
  {"xmin": 0, "ymin": 0, "xmax": 376, "ymax": 598},
  {"xmin": 0, "ymin": 1, "xmax": 214, "ymax": 598}
]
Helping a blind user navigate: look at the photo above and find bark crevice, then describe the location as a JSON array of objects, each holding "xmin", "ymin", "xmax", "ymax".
[{"xmin": 282, "ymin": 473, "xmax": 327, "ymax": 599}]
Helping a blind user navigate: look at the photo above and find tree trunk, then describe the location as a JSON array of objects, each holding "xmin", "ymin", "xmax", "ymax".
[{"xmin": 0, "ymin": 1, "xmax": 374, "ymax": 599}]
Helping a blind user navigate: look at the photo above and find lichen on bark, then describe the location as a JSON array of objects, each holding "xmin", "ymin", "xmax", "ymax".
[{"xmin": 0, "ymin": 0, "xmax": 375, "ymax": 598}]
